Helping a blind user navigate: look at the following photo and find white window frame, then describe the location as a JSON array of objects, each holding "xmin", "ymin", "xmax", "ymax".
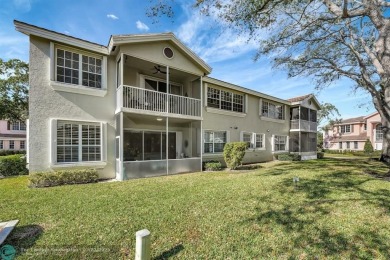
[
  {"xmin": 20, "ymin": 140, "xmax": 25, "ymax": 150},
  {"xmin": 261, "ymin": 100, "xmax": 285, "ymax": 120},
  {"xmin": 203, "ymin": 130, "xmax": 229, "ymax": 154},
  {"xmin": 354, "ymin": 141, "xmax": 358, "ymax": 149},
  {"xmin": 50, "ymin": 119, "xmax": 107, "ymax": 167},
  {"xmin": 9, "ymin": 140, "xmax": 15, "ymax": 150},
  {"xmin": 339, "ymin": 142, "xmax": 342, "ymax": 149},
  {"xmin": 340, "ymin": 125, "xmax": 351, "ymax": 133},
  {"xmin": 241, "ymin": 132, "xmax": 253, "ymax": 149},
  {"xmin": 50, "ymin": 43, "xmax": 107, "ymax": 97},
  {"xmin": 272, "ymin": 135, "xmax": 289, "ymax": 152},
  {"xmin": 10, "ymin": 121, "xmax": 26, "ymax": 131},
  {"xmin": 346, "ymin": 141, "xmax": 350, "ymax": 149},
  {"xmin": 240, "ymin": 132, "xmax": 266, "ymax": 150},
  {"xmin": 376, "ymin": 124, "xmax": 383, "ymax": 142},
  {"xmin": 255, "ymin": 133, "xmax": 266, "ymax": 150},
  {"xmin": 206, "ymin": 86, "xmax": 245, "ymax": 113}
]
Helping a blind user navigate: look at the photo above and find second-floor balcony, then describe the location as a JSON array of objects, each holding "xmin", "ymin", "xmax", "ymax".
[
  {"xmin": 290, "ymin": 119, "xmax": 317, "ymax": 132},
  {"xmin": 116, "ymin": 85, "xmax": 202, "ymax": 119}
]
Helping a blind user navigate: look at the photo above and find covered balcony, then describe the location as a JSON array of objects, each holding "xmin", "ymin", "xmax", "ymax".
[
  {"xmin": 290, "ymin": 106, "xmax": 317, "ymax": 132},
  {"xmin": 115, "ymin": 113, "xmax": 202, "ymax": 180},
  {"xmin": 289, "ymin": 132, "xmax": 317, "ymax": 160},
  {"xmin": 115, "ymin": 55, "xmax": 202, "ymax": 120}
]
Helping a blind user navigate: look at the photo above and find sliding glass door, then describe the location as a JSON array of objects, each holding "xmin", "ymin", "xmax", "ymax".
[{"xmin": 124, "ymin": 130, "xmax": 176, "ymax": 161}]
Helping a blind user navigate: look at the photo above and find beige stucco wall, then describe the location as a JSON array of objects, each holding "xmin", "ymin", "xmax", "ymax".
[
  {"xmin": 28, "ymin": 36, "xmax": 116, "ymax": 179},
  {"xmin": 202, "ymin": 82, "xmax": 291, "ymax": 164},
  {"xmin": 366, "ymin": 113, "xmax": 381, "ymax": 146},
  {"xmin": 119, "ymin": 42, "xmax": 205, "ymax": 76}
]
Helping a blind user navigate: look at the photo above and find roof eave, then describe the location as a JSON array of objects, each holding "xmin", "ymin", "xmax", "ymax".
[
  {"xmin": 203, "ymin": 77, "xmax": 291, "ymax": 105},
  {"xmin": 14, "ymin": 20, "xmax": 109, "ymax": 55},
  {"xmin": 111, "ymin": 34, "xmax": 212, "ymax": 74}
]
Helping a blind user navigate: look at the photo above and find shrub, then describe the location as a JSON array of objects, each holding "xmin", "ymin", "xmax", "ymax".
[
  {"xmin": 0, "ymin": 150, "xmax": 26, "ymax": 156},
  {"xmin": 204, "ymin": 161, "xmax": 223, "ymax": 171},
  {"xmin": 29, "ymin": 169, "xmax": 98, "ymax": 188},
  {"xmin": 223, "ymin": 142, "xmax": 247, "ymax": 170},
  {"xmin": 364, "ymin": 139, "xmax": 374, "ymax": 156},
  {"xmin": 0, "ymin": 154, "xmax": 28, "ymax": 176},
  {"xmin": 277, "ymin": 153, "xmax": 301, "ymax": 161},
  {"xmin": 317, "ymin": 152, "xmax": 324, "ymax": 159}
]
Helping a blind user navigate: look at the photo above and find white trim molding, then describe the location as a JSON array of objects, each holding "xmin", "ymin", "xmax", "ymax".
[
  {"xmin": 205, "ymin": 107, "xmax": 246, "ymax": 117},
  {"xmin": 14, "ymin": 20, "xmax": 108, "ymax": 55},
  {"xmin": 51, "ymin": 82, "xmax": 107, "ymax": 97}
]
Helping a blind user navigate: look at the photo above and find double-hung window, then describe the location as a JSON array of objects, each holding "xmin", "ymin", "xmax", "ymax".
[
  {"xmin": 204, "ymin": 131, "xmax": 227, "ymax": 153},
  {"xmin": 339, "ymin": 142, "xmax": 342, "ymax": 149},
  {"xmin": 340, "ymin": 125, "xmax": 351, "ymax": 133},
  {"xmin": 20, "ymin": 141, "xmax": 25, "ymax": 150},
  {"xmin": 56, "ymin": 47, "xmax": 103, "ymax": 89},
  {"xmin": 273, "ymin": 135, "xmax": 288, "ymax": 151},
  {"xmin": 10, "ymin": 121, "xmax": 26, "ymax": 131},
  {"xmin": 354, "ymin": 141, "xmax": 358, "ymax": 149},
  {"xmin": 346, "ymin": 141, "xmax": 350, "ymax": 149},
  {"xmin": 9, "ymin": 140, "xmax": 15, "ymax": 150},
  {"xmin": 207, "ymin": 87, "xmax": 244, "ymax": 113},
  {"xmin": 242, "ymin": 132, "xmax": 253, "ymax": 149},
  {"xmin": 56, "ymin": 121, "xmax": 102, "ymax": 163},
  {"xmin": 241, "ymin": 132, "xmax": 265, "ymax": 149},
  {"xmin": 262, "ymin": 101, "xmax": 285, "ymax": 120},
  {"xmin": 376, "ymin": 124, "xmax": 383, "ymax": 141},
  {"xmin": 0, "ymin": 140, "xmax": 3, "ymax": 149}
]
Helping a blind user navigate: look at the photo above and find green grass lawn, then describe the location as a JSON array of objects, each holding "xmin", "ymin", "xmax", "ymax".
[
  {"xmin": 324, "ymin": 152, "xmax": 370, "ymax": 158},
  {"xmin": 1, "ymin": 158, "xmax": 390, "ymax": 259}
]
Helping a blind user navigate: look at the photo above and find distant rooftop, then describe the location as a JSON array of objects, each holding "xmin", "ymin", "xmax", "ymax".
[{"xmin": 287, "ymin": 94, "xmax": 312, "ymax": 102}]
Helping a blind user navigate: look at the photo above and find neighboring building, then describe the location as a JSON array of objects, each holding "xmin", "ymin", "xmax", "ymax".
[
  {"xmin": 0, "ymin": 120, "xmax": 27, "ymax": 151},
  {"xmin": 324, "ymin": 112, "xmax": 383, "ymax": 151},
  {"xmin": 15, "ymin": 20, "xmax": 320, "ymax": 180}
]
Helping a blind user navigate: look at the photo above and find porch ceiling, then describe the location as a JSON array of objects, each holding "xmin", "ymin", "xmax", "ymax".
[
  {"xmin": 123, "ymin": 113, "xmax": 201, "ymax": 125},
  {"xmin": 124, "ymin": 55, "xmax": 199, "ymax": 82}
]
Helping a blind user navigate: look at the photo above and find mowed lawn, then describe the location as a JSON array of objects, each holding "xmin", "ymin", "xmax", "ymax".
[{"xmin": 1, "ymin": 158, "xmax": 390, "ymax": 259}]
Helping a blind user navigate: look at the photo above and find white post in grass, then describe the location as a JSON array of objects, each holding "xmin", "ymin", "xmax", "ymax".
[{"xmin": 135, "ymin": 229, "xmax": 151, "ymax": 260}]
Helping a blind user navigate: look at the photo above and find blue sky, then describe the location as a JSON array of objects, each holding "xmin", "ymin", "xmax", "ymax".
[{"xmin": 0, "ymin": 0, "xmax": 376, "ymax": 121}]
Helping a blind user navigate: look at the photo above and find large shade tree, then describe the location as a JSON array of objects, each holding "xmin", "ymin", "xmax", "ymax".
[
  {"xmin": 149, "ymin": 0, "xmax": 390, "ymax": 161},
  {"xmin": 0, "ymin": 58, "xmax": 29, "ymax": 121}
]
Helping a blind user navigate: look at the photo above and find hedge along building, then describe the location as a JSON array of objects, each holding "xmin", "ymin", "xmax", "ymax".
[{"xmin": 15, "ymin": 20, "xmax": 321, "ymax": 181}]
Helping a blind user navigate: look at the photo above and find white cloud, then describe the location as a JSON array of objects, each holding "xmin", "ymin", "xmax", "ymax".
[
  {"xmin": 136, "ymin": 20, "xmax": 149, "ymax": 32},
  {"xmin": 13, "ymin": 0, "xmax": 31, "ymax": 12},
  {"xmin": 107, "ymin": 14, "xmax": 119, "ymax": 20},
  {"xmin": 64, "ymin": 31, "xmax": 70, "ymax": 35},
  {"xmin": 174, "ymin": 6, "xmax": 257, "ymax": 63}
]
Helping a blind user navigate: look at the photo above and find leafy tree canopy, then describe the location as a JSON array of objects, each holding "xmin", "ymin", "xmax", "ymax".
[
  {"xmin": 0, "ymin": 58, "xmax": 29, "ymax": 121},
  {"xmin": 148, "ymin": 0, "xmax": 390, "ymax": 159}
]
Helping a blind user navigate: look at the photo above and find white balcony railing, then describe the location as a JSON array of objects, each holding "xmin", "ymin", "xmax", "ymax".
[
  {"xmin": 116, "ymin": 85, "xmax": 201, "ymax": 118},
  {"xmin": 290, "ymin": 119, "xmax": 317, "ymax": 132}
]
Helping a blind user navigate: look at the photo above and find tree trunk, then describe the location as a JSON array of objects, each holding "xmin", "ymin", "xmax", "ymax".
[{"xmin": 380, "ymin": 119, "xmax": 390, "ymax": 164}]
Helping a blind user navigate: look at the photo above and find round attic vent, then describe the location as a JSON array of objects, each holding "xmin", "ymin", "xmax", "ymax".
[{"xmin": 163, "ymin": 47, "xmax": 174, "ymax": 59}]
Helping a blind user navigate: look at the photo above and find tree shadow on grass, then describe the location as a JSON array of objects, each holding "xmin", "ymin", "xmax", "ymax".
[
  {"xmin": 4, "ymin": 224, "xmax": 43, "ymax": 257},
  {"xmin": 243, "ymin": 165, "xmax": 390, "ymax": 258},
  {"xmin": 154, "ymin": 244, "xmax": 184, "ymax": 259},
  {"xmin": 260, "ymin": 158, "xmax": 379, "ymax": 177}
]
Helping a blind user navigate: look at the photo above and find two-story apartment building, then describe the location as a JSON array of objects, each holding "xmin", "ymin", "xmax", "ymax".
[
  {"xmin": 324, "ymin": 112, "xmax": 383, "ymax": 151},
  {"xmin": 0, "ymin": 120, "xmax": 27, "ymax": 151},
  {"xmin": 15, "ymin": 20, "xmax": 320, "ymax": 180}
]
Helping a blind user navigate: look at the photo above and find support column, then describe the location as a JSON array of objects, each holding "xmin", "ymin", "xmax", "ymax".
[
  {"xmin": 166, "ymin": 66, "xmax": 170, "ymax": 175},
  {"xmin": 298, "ymin": 106, "xmax": 301, "ymax": 154},
  {"xmin": 200, "ymin": 76, "xmax": 203, "ymax": 171},
  {"xmin": 166, "ymin": 117, "xmax": 169, "ymax": 175}
]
